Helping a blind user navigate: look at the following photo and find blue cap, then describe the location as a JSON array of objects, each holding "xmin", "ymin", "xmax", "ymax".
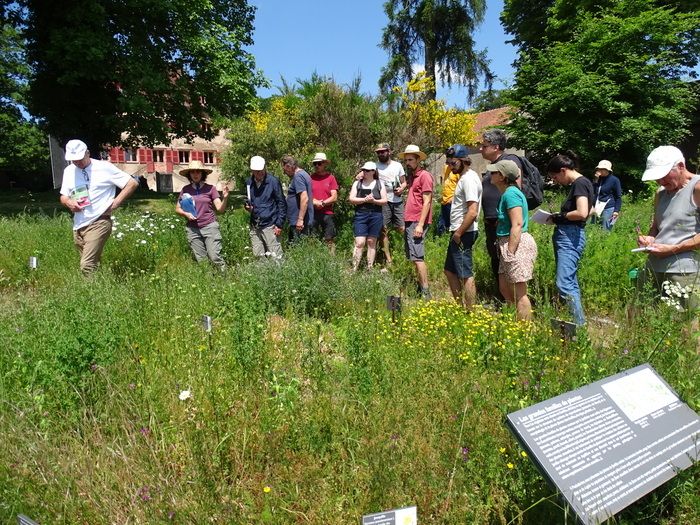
[{"xmin": 447, "ymin": 144, "xmax": 469, "ymax": 159}]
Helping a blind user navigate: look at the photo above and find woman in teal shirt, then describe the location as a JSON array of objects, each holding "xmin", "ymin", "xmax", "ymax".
[{"xmin": 488, "ymin": 159, "xmax": 538, "ymax": 321}]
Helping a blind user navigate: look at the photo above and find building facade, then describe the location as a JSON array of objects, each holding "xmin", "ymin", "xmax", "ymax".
[{"xmin": 107, "ymin": 130, "xmax": 230, "ymax": 193}]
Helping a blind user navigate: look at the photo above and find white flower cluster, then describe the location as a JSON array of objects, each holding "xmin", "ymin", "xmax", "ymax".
[
  {"xmin": 660, "ymin": 280, "xmax": 693, "ymax": 311},
  {"xmin": 113, "ymin": 211, "xmax": 179, "ymax": 245}
]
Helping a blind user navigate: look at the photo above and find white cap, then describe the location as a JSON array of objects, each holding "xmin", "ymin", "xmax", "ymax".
[
  {"xmin": 596, "ymin": 160, "xmax": 612, "ymax": 171},
  {"xmin": 65, "ymin": 139, "xmax": 88, "ymax": 161},
  {"xmin": 361, "ymin": 161, "xmax": 377, "ymax": 171},
  {"xmin": 250, "ymin": 155, "xmax": 265, "ymax": 170},
  {"xmin": 642, "ymin": 146, "xmax": 684, "ymax": 181},
  {"xmin": 312, "ymin": 152, "xmax": 328, "ymax": 163}
]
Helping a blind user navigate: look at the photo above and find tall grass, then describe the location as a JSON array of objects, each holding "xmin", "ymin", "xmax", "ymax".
[{"xmin": 0, "ymin": 191, "xmax": 698, "ymax": 524}]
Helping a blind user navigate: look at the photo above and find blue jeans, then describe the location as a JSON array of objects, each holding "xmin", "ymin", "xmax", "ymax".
[
  {"xmin": 591, "ymin": 207, "xmax": 614, "ymax": 231},
  {"xmin": 553, "ymin": 225, "xmax": 586, "ymax": 325}
]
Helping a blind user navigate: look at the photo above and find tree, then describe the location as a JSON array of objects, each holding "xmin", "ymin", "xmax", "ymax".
[
  {"xmin": 0, "ymin": 3, "xmax": 47, "ymax": 173},
  {"xmin": 20, "ymin": 0, "xmax": 265, "ymax": 151},
  {"xmin": 379, "ymin": 0, "xmax": 492, "ymax": 102},
  {"xmin": 504, "ymin": 0, "xmax": 700, "ymax": 182}
]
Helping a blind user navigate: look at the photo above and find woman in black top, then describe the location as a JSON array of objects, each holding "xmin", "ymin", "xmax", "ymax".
[
  {"xmin": 547, "ymin": 153, "xmax": 594, "ymax": 326},
  {"xmin": 349, "ymin": 161, "xmax": 388, "ymax": 271}
]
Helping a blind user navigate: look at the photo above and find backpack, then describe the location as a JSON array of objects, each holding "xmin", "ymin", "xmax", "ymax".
[{"xmin": 503, "ymin": 153, "xmax": 544, "ymax": 210}]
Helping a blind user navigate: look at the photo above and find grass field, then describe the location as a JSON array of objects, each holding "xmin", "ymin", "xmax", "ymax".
[{"xmin": 1, "ymin": 188, "xmax": 698, "ymax": 524}]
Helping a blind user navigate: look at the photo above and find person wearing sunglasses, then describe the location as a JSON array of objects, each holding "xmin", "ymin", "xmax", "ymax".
[
  {"xmin": 60, "ymin": 139, "xmax": 138, "ymax": 275},
  {"xmin": 348, "ymin": 161, "xmax": 388, "ymax": 271},
  {"xmin": 443, "ymin": 144, "xmax": 482, "ymax": 309}
]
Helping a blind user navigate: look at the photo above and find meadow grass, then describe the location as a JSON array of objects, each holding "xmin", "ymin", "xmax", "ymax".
[{"xmin": 0, "ymin": 189, "xmax": 698, "ymax": 524}]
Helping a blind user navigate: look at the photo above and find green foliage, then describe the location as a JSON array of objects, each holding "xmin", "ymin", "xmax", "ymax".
[
  {"xmin": 1, "ymin": 194, "xmax": 699, "ymax": 524},
  {"xmin": 19, "ymin": 0, "xmax": 265, "ymax": 148},
  {"xmin": 0, "ymin": 12, "xmax": 48, "ymax": 172},
  {"xmin": 379, "ymin": 0, "xmax": 492, "ymax": 101},
  {"xmin": 505, "ymin": 0, "xmax": 700, "ymax": 187}
]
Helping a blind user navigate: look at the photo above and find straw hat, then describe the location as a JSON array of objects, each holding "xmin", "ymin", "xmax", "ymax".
[
  {"xmin": 398, "ymin": 144, "xmax": 427, "ymax": 161},
  {"xmin": 180, "ymin": 160, "xmax": 213, "ymax": 177}
]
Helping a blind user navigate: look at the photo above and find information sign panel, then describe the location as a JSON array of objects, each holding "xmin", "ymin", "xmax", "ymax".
[
  {"xmin": 506, "ymin": 364, "xmax": 700, "ymax": 525},
  {"xmin": 362, "ymin": 505, "xmax": 417, "ymax": 525}
]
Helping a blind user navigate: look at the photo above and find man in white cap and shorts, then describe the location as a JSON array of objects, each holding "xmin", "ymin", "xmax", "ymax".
[{"xmin": 59, "ymin": 139, "xmax": 138, "ymax": 274}]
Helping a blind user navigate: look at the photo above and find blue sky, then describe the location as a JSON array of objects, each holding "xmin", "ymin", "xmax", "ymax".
[{"xmin": 248, "ymin": 0, "xmax": 517, "ymax": 109}]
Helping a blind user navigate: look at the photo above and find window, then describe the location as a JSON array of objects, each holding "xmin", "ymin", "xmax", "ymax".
[
  {"xmin": 124, "ymin": 148, "xmax": 138, "ymax": 162},
  {"xmin": 153, "ymin": 149, "xmax": 165, "ymax": 163},
  {"xmin": 203, "ymin": 151, "xmax": 215, "ymax": 164},
  {"xmin": 178, "ymin": 150, "xmax": 190, "ymax": 164}
]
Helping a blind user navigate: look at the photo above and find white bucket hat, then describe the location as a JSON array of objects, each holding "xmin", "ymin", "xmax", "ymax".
[
  {"xmin": 398, "ymin": 144, "xmax": 427, "ymax": 161},
  {"xmin": 595, "ymin": 160, "xmax": 612, "ymax": 171},
  {"xmin": 361, "ymin": 161, "xmax": 377, "ymax": 171},
  {"xmin": 312, "ymin": 152, "xmax": 328, "ymax": 163}
]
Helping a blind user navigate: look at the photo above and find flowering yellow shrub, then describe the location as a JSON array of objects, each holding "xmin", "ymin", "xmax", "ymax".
[{"xmin": 398, "ymin": 72, "xmax": 479, "ymax": 149}]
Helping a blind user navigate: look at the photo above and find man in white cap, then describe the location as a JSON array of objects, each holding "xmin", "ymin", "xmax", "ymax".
[
  {"xmin": 59, "ymin": 139, "xmax": 138, "ymax": 274},
  {"xmin": 244, "ymin": 155, "xmax": 286, "ymax": 259},
  {"xmin": 637, "ymin": 146, "xmax": 700, "ymax": 310},
  {"xmin": 399, "ymin": 144, "xmax": 433, "ymax": 299}
]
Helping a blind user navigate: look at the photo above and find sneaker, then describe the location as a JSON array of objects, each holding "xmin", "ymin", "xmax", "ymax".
[{"xmin": 420, "ymin": 287, "xmax": 432, "ymax": 300}]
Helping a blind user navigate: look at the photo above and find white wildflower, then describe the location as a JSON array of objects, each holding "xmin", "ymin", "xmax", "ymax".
[{"xmin": 179, "ymin": 390, "xmax": 192, "ymax": 401}]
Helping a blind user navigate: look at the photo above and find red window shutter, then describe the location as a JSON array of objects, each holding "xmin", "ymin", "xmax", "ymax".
[
  {"xmin": 137, "ymin": 148, "xmax": 148, "ymax": 163},
  {"xmin": 117, "ymin": 148, "xmax": 125, "ymax": 163},
  {"xmin": 191, "ymin": 150, "xmax": 202, "ymax": 161},
  {"xmin": 166, "ymin": 150, "xmax": 174, "ymax": 172},
  {"xmin": 108, "ymin": 147, "xmax": 120, "ymax": 162}
]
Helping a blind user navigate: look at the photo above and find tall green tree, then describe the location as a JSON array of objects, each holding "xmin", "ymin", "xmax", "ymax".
[
  {"xmin": 504, "ymin": 0, "xmax": 700, "ymax": 181},
  {"xmin": 0, "ymin": 3, "xmax": 47, "ymax": 173},
  {"xmin": 379, "ymin": 0, "xmax": 492, "ymax": 102},
  {"xmin": 20, "ymin": 0, "xmax": 265, "ymax": 151}
]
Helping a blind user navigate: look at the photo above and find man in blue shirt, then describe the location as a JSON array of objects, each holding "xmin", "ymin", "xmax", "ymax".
[
  {"xmin": 281, "ymin": 155, "xmax": 314, "ymax": 242},
  {"xmin": 245, "ymin": 155, "xmax": 286, "ymax": 258}
]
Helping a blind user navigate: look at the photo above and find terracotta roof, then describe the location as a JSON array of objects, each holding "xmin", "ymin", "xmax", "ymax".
[{"xmin": 473, "ymin": 106, "xmax": 512, "ymax": 133}]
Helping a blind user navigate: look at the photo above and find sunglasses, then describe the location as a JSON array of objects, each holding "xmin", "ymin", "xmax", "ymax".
[
  {"xmin": 361, "ymin": 168, "xmax": 375, "ymax": 172},
  {"xmin": 447, "ymin": 159, "xmax": 461, "ymax": 166},
  {"xmin": 313, "ymin": 161, "xmax": 325, "ymax": 166}
]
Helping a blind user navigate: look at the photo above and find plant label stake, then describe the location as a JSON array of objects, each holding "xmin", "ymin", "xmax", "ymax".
[
  {"xmin": 362, "ymin": 505, "xmax": 417, "ymax": 524},
  {"xmin": 28, "ymin": 256, "xmax": 38, "ymax": 269},
  {"xmin": 18, "ymin": 515, "xmax": 40, "ymax": 525},
  {"xmin": 551, "ymin": 318, "xmax": 576, "ymax": 340},
  {"xmin": 386, "ymin": 295, "xmax": 402, "ymax": 323},
  {"xmin": 201, "ymin": 315, "xmax": 212, "ymax": 333}
]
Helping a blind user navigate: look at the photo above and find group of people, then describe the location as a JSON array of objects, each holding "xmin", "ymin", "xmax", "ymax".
[{"xmin": 59, "ymin": 136, "xmax": 700, "ymax": 323}]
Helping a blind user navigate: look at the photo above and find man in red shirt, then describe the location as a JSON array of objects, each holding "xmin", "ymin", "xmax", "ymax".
[
  {"xmin": 399, "ymin": 144, "xmax": 434, "ymax": 299},
  {"xmin": 310, "ymin": 152, "xmax": 339, "ymax": 254}
]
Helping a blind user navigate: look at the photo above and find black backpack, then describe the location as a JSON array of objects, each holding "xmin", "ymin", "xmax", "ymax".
[{"xmin": 503, "ymin": 153, "xmax": 544, "ymax": 210}]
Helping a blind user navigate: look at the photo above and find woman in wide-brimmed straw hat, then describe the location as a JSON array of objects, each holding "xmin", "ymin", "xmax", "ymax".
[{"xmin": 175, "ymin": 160, "xmax": 229, "ymax": 270}]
